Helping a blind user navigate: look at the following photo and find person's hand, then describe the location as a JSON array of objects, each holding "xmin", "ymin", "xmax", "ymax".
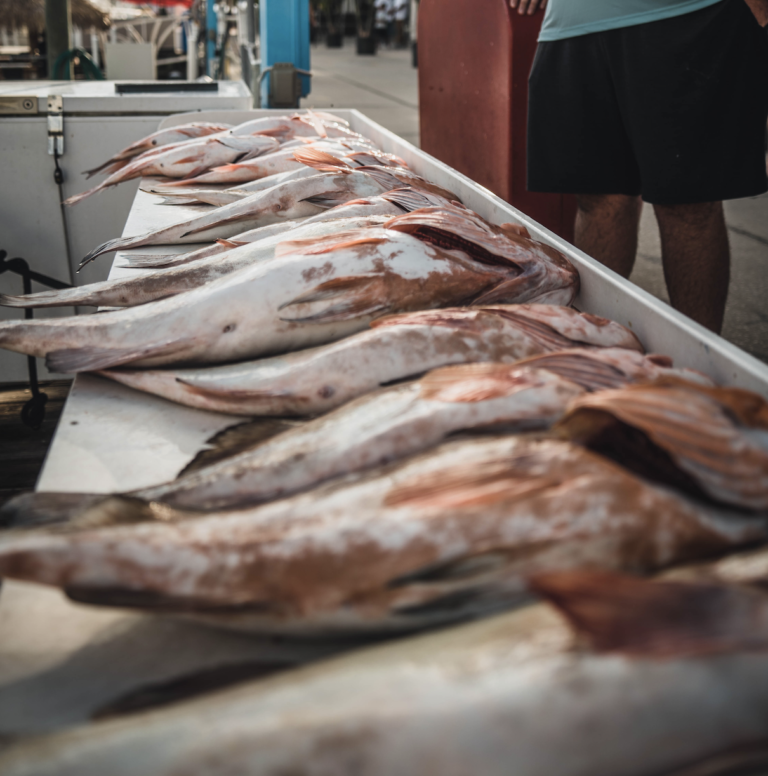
[{"xmin": 509, "ymin": 0, "xmax": 547, "ymax": 14}]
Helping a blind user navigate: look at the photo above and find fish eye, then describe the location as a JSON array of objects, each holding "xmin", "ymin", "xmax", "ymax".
[{"xmin": 223, "ymin": 324, "xmax": 236, "ymax": 333}]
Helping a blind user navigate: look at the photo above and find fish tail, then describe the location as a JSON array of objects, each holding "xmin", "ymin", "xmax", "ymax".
[
  {"xmin": 79, "ymin": 232, "xmax": 151, "ymax": 270},
  {"xmin": 0, "ymin": 285, "xmax": 104, "ymax": 309},
  {"xmin": 82, "ymin": 158, "xmax": 128, "ymax": 179},
  {"xmin": 63, "ymin": 181, "xmax": 109, "ymax": 206}
]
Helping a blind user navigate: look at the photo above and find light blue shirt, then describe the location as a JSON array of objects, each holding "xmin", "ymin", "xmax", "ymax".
[{"xmin": 538, "ymin": 0, "xmax": 724, "ymax": 41}]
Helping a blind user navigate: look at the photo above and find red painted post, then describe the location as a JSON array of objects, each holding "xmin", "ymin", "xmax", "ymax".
[{"xmin": 418, "ymin": 0, "xmax": 576, "ymax": 242}]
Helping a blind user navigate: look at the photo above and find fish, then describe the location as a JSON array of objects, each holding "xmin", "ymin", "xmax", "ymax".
[
  {"xmin": 4, "ymin": 569, "xmax": 768, "ymax": 776},
  {"xmin": 98, "ymin": 304, "xmax": 645, "ymax": 416},
  {"xmin": 118, "ymin": 349, "xmax": 711, "ymax": 511},
  {"xmin": 113, "ymin": 188, "xmax": 446, "ymax": 270},
  {"xmin": 81, "ymin": 122, "xmax": 233, "ymax": 179},
  {"xmin": 120, "ymin": 221, "xmax": 305, "ymax": 270},
  {"xmin": 64, "ymin": 135, "xmax": 281, "ymax": 207},
  {"xmin": 557, "ymin": 379, "xmax": 768, "ymax": 510},
  {"xmin": 0, "ymin": 437, "xmax": 764, "ymax": 633},
  {"xmin": 78, "ymin": 159, "xmax": 460, "ymax": 267},
  {"xmin": 156, "ymin": 141, "xmax": 401, "ymax": 188},
  {"xmin": 0, "ymin": 215, "xmax": 390, "ymax": 309},
  {"xmin": 0, "ymin": 222, "xmax": 561, "ymax": 372},
  {"xmin": 129, "ymin": 365, "xmax": 587, "ymax": 510}
]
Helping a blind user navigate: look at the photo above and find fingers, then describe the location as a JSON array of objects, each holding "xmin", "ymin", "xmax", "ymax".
[{"xmin": 510, "ymin": 0, "xmax": 545, "ymax": 13}]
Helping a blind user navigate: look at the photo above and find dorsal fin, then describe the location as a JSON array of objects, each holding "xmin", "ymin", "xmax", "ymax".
[{"xmin": 292, "ymin": 148, "xmax": 350, "ymax": 172}]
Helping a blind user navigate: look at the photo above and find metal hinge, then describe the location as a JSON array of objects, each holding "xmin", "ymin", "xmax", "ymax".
[{"xmin": 47, "ymin": 94, "xmax": 64, "ymax": 156}]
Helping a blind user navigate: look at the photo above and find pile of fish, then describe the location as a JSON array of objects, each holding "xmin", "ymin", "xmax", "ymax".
[{"xmin": 2, "ymin": 112, "xmax": 768, "ymax": 775}]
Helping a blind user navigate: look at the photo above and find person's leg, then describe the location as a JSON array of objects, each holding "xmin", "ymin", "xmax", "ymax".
[
  {"xmin": 653, "ymin": 201, "xmax": 730, "ymax": 334},
  {"xmin": 575, "ymin": 193, "xmax": 642, "ymax": 278}
]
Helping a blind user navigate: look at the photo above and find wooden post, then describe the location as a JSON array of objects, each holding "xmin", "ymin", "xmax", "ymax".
[
  {"xmin": 418, "ymin": 0, "xmax": 576, "ymax": 241},
  {"xmin": 45, "ymin": 0, "xmax": 73, "ymax": 80}
]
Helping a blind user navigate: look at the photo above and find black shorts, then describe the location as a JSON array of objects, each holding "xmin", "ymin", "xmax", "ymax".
[{"xmin": 527, "ymin": 0, "xmax": 768, "ymax": 205}]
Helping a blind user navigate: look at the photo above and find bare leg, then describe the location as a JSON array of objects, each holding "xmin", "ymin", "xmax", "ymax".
[
  {"xmin": 653, "ymin": 201, "xmax": 729, "ymax": 334},
  {"xmin": 575, "ymin": 194, "xmax": 643, "ymax": 278}
]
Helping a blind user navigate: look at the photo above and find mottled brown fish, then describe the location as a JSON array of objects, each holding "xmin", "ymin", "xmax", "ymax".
[
  {"xmin": 557, "ymin": 379, "xmax": 768, "ymax": 510},
  {"xmin": 4, "ymin": 569, "xmax": 768, "ymax": 776},
  {"xmin": 99, "ymin": 305, "xmax": 644, "ymax": 416},
  {"xmin": 0, "ymin": 215, "xmax": 576, "ymax": 372},
  {"xmin": 0, "ymin": 438, "xmax": 764, "ymax": 636}
]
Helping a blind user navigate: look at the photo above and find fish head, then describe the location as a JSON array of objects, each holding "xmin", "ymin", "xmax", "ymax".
[{"xmin": 383, "ymin": 205, "xmax": 580, "ymax": 305}]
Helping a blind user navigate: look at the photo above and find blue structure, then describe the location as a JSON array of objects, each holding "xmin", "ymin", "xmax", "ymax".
[
  {"xmin": 206, "ymin": 0, "xmax": 217, "ymax": 76},
  {"xmin": 259, "ymin": 0, "xmax": 311, "ymax": 107}
]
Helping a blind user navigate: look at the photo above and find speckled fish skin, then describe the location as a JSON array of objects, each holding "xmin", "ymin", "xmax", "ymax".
[
  {"xmin": 0, "ymin": 216, "xmax": 390, "ymax": 309},
  {"xmin": 5, "ymin": 570, "xmax": 768, "ymax": 776},
  {"xmin": 136, "ymin": 366, "xmax": 586, "ymax": 510},
  {"xmin": 99, "ymin": 305, "xmax": 644, "ymax": 416},
  {"xmin": 82, "ymin": 122, "xmax": 233, "ymax": 178},
  {"xmin": 121, "ymin": 221, "xmax": 304, "ymax": 269},
  {"xmin": 0, "ymin": 229, "xmax": 538, "ymax": 372},
  {"xmin": 0, "ymin": 438, "xmax": 764, "ymax": 635},
  {"xmin": 77, "ymin": 169, "xmax": 405, "ymax": 267},
  {"xmin": 64, "ymin": 135, "xmax": 281, "ymax": 206},
  {"xmin": 158, "ymin": 140, "xmax": 388, "ymax": 188},
  {"xmin": 557, "ymin": 380, "xmax": 768, "ymax": 510},
  {"xmin": 122, "ymin": 189, "xmax": 432, "ymax": 271}
]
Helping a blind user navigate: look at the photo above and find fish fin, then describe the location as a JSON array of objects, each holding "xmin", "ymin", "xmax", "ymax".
[
  {"xmin": 418, "ymin": 364, "xmax": 543, "ymax": 403},
  {"xmin": 514, "ymin": 352, "xmax": 630, "ymax": 392},
  {"xmin": 83, "ymin": 159, "xmax": 127, "ymax": 179},
  {"xmin": 278, "ymin": 274, "xmax": 390, "ymax": 324},
  {"xmin": 179, "ymin": 418, "xmax": 302, "ymax": 476},
  {"xmin": 382, "ymin": 188, "xmax": 434, "ymax": 212},
  {"xmin": 471, "ymin": 276, "xmax": 576, "ymax": 307},
  {"xmin": 530, "ymin": 570, "xmax": 768, "ymax": 657},
  {"xmin": 180, "ymin": 164, "xmax": 213, "ymax": 180},
  {"xmin": 78, "ymin": 234, "xmax": 145, "ymax": 269},
  {"xmin": 300, "ymin": 190, "xmax": 357, "ymax": 208},
  {"xmin": 301, "ymin": 110, "xmax": 329, "ymax": 138},
  {"xmin": 46, "ymin": 337, "xmax": 194, "ymax": 373},
  {"xmin": 352, "ymin": 166, "xmax": 404, "ymax": 191},
  {"xmin": 292, "ymin": 148, "xmax": 351, "ymax": 172},
  {"xmin": 275, "ymin": 233, "xmax": 387, "ymax": 257}
]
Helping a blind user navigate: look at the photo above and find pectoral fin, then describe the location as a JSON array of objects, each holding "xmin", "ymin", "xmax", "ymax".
[
  {"xmin": 278, "ymin": 274, "xmax": 390, "ymax": 323},
  {"xmin": 46, "ymin": 337, "xmax": 194, "ymax": 373}
]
